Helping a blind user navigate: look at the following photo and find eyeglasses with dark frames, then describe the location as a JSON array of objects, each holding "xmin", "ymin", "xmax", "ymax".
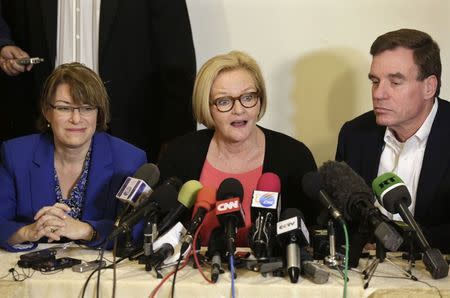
[
  {"xmin": 49, "ymin": 104, "xmax": 98, "ymax": 116},
  {"xmin": 211, "ymin": 92, "xmax": 259, "ymax": 112}
]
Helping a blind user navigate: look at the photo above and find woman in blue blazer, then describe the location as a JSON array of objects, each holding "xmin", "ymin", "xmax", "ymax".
[{"xmin": 0, "ymin": 63, "xmax": 147, "ymax": 251}]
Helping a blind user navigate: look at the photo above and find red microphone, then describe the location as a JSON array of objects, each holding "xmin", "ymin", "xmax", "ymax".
[{"xmin": 256, "ymin": 172, "xmax": 281, "ymax": 192}]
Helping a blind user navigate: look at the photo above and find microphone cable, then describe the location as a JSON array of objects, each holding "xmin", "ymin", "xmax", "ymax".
[
  {"xmin": 171, "ymin": 242, "xmax": 185, "ymax": 298},
  {"xmin": 112, "ymin": 237, "xmax": 119, "ymax": 298},
  {"xmin": 151, "ymin": 220, "xmax": 215, "ymax": 298},
  {"xmin": 80, "ymin": 240, "xmax": 109, "ymax": 298},
  {"xmin": 151, "ymin": 218, "xmax": 207, "ymax": 298},
  {"xmin": 230, "ymin": 254, "xmax": 236, "ymax": 298},
  {"xmin": 192, "ymin": 222, "xmax": 214, "ymax": 283},
  {"xmin": 342, "ymin": 222, "xmax": 349, "ymax": 298},
  {"xmin": 149, "ymin": 247, "xmax": 192, "ymax": 298}
]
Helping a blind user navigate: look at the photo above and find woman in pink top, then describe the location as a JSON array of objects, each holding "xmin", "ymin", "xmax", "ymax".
[{"xmin": 158, "ymin": 51, "xmax": 318, "ymax": 249}]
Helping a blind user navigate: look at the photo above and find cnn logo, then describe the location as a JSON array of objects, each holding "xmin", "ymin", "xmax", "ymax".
[{"xmin": 216, "ymin": 198, "xmax": 240, "ymax": 214}]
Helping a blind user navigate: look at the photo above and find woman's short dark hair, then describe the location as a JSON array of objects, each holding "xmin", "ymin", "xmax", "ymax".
[{"xmin": 39, "ymin": 62, "xmax": 110, "ymax": 131}]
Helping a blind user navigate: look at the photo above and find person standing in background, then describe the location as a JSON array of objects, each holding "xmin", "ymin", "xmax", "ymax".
[{"xmin": 0, "ymin": 0, "xmax": 197, "ymax": 162}]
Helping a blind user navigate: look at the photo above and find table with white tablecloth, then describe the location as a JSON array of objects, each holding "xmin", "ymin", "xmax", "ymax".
[{"xmin": 0, "ymin": 244, "xmax": 448, "ymax": 298}]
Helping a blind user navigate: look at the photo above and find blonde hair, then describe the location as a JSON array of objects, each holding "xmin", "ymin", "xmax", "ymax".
[
  {"xmin": 193, "ymin": 51, "xmax": 267, "ymax": 128},
  {"xmin": 39, "ymin": 62, "xmax": 110, "ymax": 131}
]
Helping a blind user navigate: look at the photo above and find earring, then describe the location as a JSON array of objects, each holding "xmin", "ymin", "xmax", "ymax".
[{"xmin": 47, "ymin": 123, "xmax": 50, "ymax": 128}]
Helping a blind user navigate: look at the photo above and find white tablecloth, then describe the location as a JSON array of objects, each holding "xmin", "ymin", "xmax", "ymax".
[{"xmin": 0, "ymin": 244, "xmax": 448, "ymax": 298}]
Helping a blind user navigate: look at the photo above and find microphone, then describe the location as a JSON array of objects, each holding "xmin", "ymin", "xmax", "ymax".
[
  {"xmin": 157, "ymin": 180, "xmax": 202, "ymax": 236},
  {"xmin": 108, "ymin": 177, "xmax": 181, "ymax": 240},
  {"xmin": 250, "ymin": 173, "xmax": 281, "ymax": 259},
  {"xmin": 180, "ymin": 186, "xmax": 217, "ymax": 254},
  {"xmin": 372, "ymin": 173, "xmax": 449, "ymax": 279},
  {"xmin": 113, "ymin": 164, "xmax": 160, "ymax": 257},
  {"xmin": 116, "ymin": 163, "xmax": 160, "ymax": 207},
  {"xmin": 148, "ymin": 222, "xmax": 187, "ymax": 268},
  {"xmin": 276, "ymin": 208, "xmax": 310, "ymax": 283},
  {"xmin": 215, "ymin": 178, "xmax": 245, "ymax": 255},
  {"xmin": 302, "ymin": 171, "xmax": 344, "ymax": 225},
  {"xmin": 206, "ymin": 227, "xmax": 226, "ymax": 283},
  {"xmin": 318, "ymin": 161, "xmax": 404, "ymax": 253},
  {"xmin": 143, "ymin": 219, "xmax": 158, "ymax": 257},
  {"xmin": 141, "ymin": 177, "xmax": 183, "ymax": 257}
]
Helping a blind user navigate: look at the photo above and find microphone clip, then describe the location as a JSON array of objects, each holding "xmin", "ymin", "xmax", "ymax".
[{"xmin": 245, "ymin": 257, "xmax": 285, "ymax": 277}]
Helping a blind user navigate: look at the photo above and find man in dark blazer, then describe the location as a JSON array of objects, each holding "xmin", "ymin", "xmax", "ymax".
[
  {"xmin": 336, "ymin": 28, "xmax": 450, "ymax": 254},
  {"xmin": 0, "ymin": 0, "xmax": 196, "ymax": 162}
]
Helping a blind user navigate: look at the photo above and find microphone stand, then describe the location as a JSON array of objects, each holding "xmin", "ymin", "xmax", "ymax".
[
  {"xmin": 115, "ymin": 232, "xmax": 138, "ymax": 257},
  {"xmin": 362, "ymin": 239, "xmax": 417, "ymax": 289},
  {"xmin": 114, "ymin": 207, "xmax": 139, "ymax": 258},
  {"xmin": 323, "ymin": 220, "xmax": 347, "ymax": 281}
]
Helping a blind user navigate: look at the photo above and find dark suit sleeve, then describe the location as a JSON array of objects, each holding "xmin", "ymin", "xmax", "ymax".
[
  {"xmin": 0, "ymin": 13, "xmax": 14, "ymax": 48},
  {"xmin": 335, "ymin": 121, "xmax": 349, "ymax": 162},
  {"xmin": 149, "ymin": 0, "xmax": 196, "ymax": 146},
  {"xmin": 289, "ymin": 144, "xmax": 320, "ymax": 226}
]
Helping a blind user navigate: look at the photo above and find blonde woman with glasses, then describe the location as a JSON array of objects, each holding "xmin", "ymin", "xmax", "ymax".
[{"xmin": 158, "ymin": 51, "xmax": 320, "ymax": 248}]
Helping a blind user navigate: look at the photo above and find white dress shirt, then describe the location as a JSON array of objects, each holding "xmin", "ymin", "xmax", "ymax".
[
  {"xmin": 376, "ymin": 98, "xmax": 438, "ymax": 221},
  {"xmin": 55, "ymin": 0, "xmax": 101, "ymax": 73}
]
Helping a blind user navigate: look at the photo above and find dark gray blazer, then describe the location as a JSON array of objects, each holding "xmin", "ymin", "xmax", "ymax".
[{"xmin": 336, "ymin": 98, "xmax": 450, "ymax": 253}]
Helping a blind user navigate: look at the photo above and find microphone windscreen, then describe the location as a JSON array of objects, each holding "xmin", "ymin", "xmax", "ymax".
[
  {"xmin": 134, "ymin": 163, "xmax": 160, "ymax": 188},
  {"xmin": 178, "ymin": 180, "xmax": 203, "ymax": 209},
  {"xmin": 217, "ymin": 178, "xmax": 244, "ymax": 201},
  {"xmin": 154, "ymin": 177, "xmax": 182, "ymax": 213},
  {"xmin": 301, "ymin": 171, "xmax": 322, "ymax": 199},
  {"xmin": 256, "ymin": 172, "xmax": 281, "ymax": 192},
  {"xmin": 319, "ymin": 161, "xmax": 374, "ymax": 206},
  {"xmin": 162, "ymin": 177, "xmax": 183, "ymax": 192},
  {"xmin": 195, "ymin": 186, "xmax": 216, "ymax": 211}
]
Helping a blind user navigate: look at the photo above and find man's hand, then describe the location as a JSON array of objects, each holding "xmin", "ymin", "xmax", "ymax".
[{"xmin": 0, "ymin": 45, "xmax": 32, "ymax": 75}]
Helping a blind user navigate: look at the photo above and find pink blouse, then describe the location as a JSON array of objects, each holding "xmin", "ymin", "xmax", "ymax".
[{"xmin": 196, "ymin": 159, "xmax": 263, "ymax": 246}]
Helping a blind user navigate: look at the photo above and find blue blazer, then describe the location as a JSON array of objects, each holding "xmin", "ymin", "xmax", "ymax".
[
  {"xmin": 0, "ymin": 132, "xmax": 147, "ymax": 251},
  {"xmin": 336, "ymin": 98, "xmax": 450, "ymax": 253}
]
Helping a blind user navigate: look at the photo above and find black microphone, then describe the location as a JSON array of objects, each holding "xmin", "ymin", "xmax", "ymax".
[
  {"xmin": 113, "ymin": 164, "xmax": 160, "ymax": 256},
  {"xmin": 116, "ymin": 163, "xmax": 160, "ymax": 207},
  {"xmin": 156, "ymin": 180, "xmax": 202, "ymax": 236},
  {"xmin": 302, "ymin": 171, "xmax": 345, "ymax": 225},
  {"xmin": 141, "ymin": 177, "xmax": 183, "ymax": 257},
  {"xmin": 147, "ymin": 223, "xmax": 185, "ymax": 268},
  {"xmin": 108, "ymin": 177, "xmax": 181, "ymax": 240},
  {"xmin": 114, "ymin": 163, "xmax": 160, "ymax": 225},
  {"xmin": 250, "ymin": 172, "xmax": 281, "ymax": 259},
  {"xmin": 206, "ymin": 227, "xmax": 227, "ymax": 283},
  {"xmin": 215, "ymin": 178, "xmax": 245, "ymax": 255},
  {"xmin": 148, "ymin": 243, "xmax": 174, "ymax": 268},
  {"xmin": 276, "ymin": 208, "xmax": 310, "ymax": 283},
  {"xmin": 373, "ymin": 173, "xmax": 449, "ymax": 279},
  {"xmin": 318, "ymin": 161, "xmax": 404, "ymax": 253},
  {"xmin": 180, "ymin": 186, "xmax": 216, "ymax": 254}
]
